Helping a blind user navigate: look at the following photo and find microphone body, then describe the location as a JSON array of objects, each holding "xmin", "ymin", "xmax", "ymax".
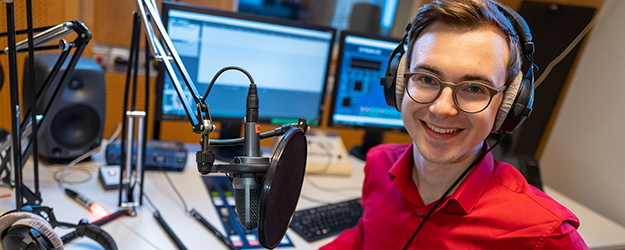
[
  {"xmin": 233, "ymin": 83, "xmax": 263, "ymax": 230},
  {"xmin": 201, "ymin": 80, "xmax": 308, "ymax": 248}
]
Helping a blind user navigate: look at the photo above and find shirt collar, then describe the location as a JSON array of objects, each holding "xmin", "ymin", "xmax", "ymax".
[
  {"xmin": 388, "ymin": 143, "xmax": 413, "ymax": 183},
  {"xmin": 387, "ymin": 142, "xmax": 496, "ymax": 215},
  {"xmin": 444, "ymin": 148, "xmax": 495, "ymax": 214}
]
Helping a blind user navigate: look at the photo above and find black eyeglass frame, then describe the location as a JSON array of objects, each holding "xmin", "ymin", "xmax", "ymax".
[{"xmin": 403, "ymin": 72, "xmax": 507, "ymax": 113}]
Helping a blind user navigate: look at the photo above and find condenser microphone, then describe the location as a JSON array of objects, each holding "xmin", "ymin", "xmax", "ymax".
[
  {"xmin": 200, "ymin": 76, "xmax": 308, "ymax": 249},
  {"xmin": 233, "ymin": 83, "xmax": 263, "ymax": 230},
  {"xmin": 227, "ymin": 83, "xmax": 308, "ymax": 249}
]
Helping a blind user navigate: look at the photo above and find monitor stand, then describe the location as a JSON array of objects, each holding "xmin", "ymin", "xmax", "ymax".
[
  {"xmin": 349, "ymin": 129, "xmax": 383, "ymax": 161},
  {"xmin": 212, "ymin": 121, "xmax": 244, "ymax": 162}
]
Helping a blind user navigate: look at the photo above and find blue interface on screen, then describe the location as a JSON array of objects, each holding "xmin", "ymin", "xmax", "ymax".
[
  {"xmin": 161, "ymin": 8, "xmax": 334, "ymax": 125},
  {"xmin": 332, "ymin": 35, "xmax": 403, "ymax": 128}
]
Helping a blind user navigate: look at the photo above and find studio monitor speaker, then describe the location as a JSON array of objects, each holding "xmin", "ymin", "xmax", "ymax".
[
  {"xmin": 349, "ymin": 3, "xmax": 381, "ymax": 35},
  {"xmin": 22, "ymin": 53, "xmax": 106, "ymax": 163}
]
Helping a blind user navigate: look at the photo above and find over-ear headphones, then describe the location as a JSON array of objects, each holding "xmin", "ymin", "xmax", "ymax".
[
  {"xmin": 381, "ymin": 0, "xmax": 535, "ymax": 133},
  {"xmin": 0, "ymin": 211, "xmax": 63, "ymax": 250},
  {"xmin": 0, "ymin": 206, "xmax": 117, "ymax": 250}
]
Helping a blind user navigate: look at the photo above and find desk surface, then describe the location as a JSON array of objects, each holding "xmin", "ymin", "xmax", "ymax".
[{"xmin": 1, "ymin": 145, "xmax": 625, "ymax": 250}]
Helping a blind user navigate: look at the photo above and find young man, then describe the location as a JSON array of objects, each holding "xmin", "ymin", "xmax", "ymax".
[{"xmin": 321, "ymin": 0, "xmax": 588, "ymax": 249}]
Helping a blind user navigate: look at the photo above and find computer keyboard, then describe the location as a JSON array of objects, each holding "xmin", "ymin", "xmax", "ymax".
[{"xmin": 290, "ymin": 198, "xmax": 363, "ymax": 242}]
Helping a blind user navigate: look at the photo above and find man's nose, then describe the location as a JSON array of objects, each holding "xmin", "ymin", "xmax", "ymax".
[{"xmin": 428, "ymin": 87, "xmax": 459, "ymax": 118}]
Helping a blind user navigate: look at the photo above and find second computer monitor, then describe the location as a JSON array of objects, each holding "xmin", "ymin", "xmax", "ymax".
[{"xmin": 329, "ymin": 31, "xmax": 404, "ymax": 159}]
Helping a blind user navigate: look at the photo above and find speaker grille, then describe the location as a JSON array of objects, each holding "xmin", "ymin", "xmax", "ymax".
[{"xmin": 51, "ymin": 105, "xmax": 101, "ymax": 149}]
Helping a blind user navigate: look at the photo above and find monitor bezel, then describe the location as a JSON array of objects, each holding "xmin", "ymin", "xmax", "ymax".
[
  {"xmin": 154, "ymin": 1, "xmax": 336, "ymax": 130},
  {"xmin": 327, "ymin": 30, "xmax": 406, "ymax": 131}
]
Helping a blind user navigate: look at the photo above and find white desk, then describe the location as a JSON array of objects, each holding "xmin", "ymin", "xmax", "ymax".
[{"xmin": 1, "ymin": 146, "xmax": 624, "ymax": 250}]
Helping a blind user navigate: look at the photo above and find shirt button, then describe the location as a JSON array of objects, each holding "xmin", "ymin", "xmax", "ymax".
[{"xmin": 417, "ymin": 212, "xmax": 423, "ymax": 216}]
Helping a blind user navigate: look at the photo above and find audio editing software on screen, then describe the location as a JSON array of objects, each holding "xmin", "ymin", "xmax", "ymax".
[
  {"xmin": 332, "ymin": 35, "xmax": 403, "ymax": 128},
  {"xmin": 160, "ymin": 6, "xmax": 334, "ymax": 125}
]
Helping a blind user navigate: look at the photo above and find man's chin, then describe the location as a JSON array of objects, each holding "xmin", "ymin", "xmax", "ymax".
[{"xmin": 414, "ymin": 143, "xmax": 464, "ymax": 165}]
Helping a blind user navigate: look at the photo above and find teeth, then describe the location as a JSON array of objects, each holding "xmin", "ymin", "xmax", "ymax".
[{"xmin": 425, "ymin": 122, "xmax": 460, "ymax": 134}]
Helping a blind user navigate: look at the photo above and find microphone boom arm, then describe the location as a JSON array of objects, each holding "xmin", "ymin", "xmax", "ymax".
[{"xmin": 135, "ymin": 0, "xmax": 207, "ymax": 131}]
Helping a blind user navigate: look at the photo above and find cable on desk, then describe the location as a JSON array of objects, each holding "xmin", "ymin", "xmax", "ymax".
[
  {"xmin": 53, "ymin": 166, "xmax": 92, "ymax": 184},
  {"xmin": 161, "ymin": 172, "xmax": 238, "ymax": 250},
  {"xmin": 117, "ymin": 218, "xmax": 163, "ymax": 250},
  {"xmin": 163, "ymin": 171, "xmax": 188, "ymax": 213},
  {"xmin": 143, "ymin": 193, "xmax": 188, "ymax": 250},
  {"xmin": 55, "ymin": 123, "xmax": 122, "ymax": 186}
]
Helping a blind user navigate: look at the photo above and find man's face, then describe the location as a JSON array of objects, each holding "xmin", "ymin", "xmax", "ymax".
[{"xmin": 402, "ymin": 22, "xmax": 510, "ymax": 165}]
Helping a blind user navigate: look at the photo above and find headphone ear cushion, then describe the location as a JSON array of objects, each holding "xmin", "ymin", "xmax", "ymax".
[
  {"xmin": 0, "ymin": 212, "xmax": 63, "ymax": 250},
  {"xmin": 394, "ymin": 54, "xmax": 409, "ymax": 112},
  {"xmin": 11, "ymin": 218, "xmax": 64, "ymax": 250},
  {"xmin": 493, "ymin": 72, "xmax": 523, "ymax": 132}
]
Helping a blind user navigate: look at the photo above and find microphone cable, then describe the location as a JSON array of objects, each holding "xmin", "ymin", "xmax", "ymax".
[
  {"xmin": 202, "ymin": 66, "xmax": 254, "ymax": 102},
  {"xmin": 401, "ymin": 132, "xmax": 506, "ymax": 250},
  {"xmin": 143, "ymin": 193, "xmax": 188, "ymax": 250}
]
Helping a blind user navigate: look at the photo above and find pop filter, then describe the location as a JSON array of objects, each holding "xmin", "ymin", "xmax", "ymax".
[{"xmin": 258, "ymin": 127, "xmax": 307, "ymax": 249}]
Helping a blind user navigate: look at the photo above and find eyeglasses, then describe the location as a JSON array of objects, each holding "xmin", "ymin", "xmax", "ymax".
[{"xmin": 403, "ymin": 72, "xmax": 506, "ymax": 113}]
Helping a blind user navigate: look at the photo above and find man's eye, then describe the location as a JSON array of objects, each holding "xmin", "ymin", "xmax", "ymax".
[
  {"xmin": 419, "ymin": 75, "xmax": 435, "ymax": 84},
  {"xmin": 468, "ymin": 86, "xmax": 483, "ymax": 93}
]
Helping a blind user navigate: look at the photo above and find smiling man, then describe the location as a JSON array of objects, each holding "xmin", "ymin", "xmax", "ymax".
[{"xmin": 320, "ymin": 0, "xmax": 588, "ymax": 249}]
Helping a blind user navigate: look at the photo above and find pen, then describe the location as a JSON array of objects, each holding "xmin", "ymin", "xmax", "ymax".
[
  {"xmin": 189, "ymin": 208, "xmax": 238, "ymax": 250},
  {"xmin": 63, "ymin": 188, "xmax": 108, "ymax": 218}
]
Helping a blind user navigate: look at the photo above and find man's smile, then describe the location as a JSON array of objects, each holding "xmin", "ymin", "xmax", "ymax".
[{"xmin": 422, "ymin": 121, "xmax": 463, "ymax": 134}]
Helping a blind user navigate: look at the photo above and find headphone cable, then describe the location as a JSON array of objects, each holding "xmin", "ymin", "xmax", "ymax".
[{"xmin": 401, "ymin": 132, "xmax": 506, "ymax": 250}]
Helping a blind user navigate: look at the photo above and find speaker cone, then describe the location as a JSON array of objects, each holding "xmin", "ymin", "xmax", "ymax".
[{"xmin": 51, "ymin": 104, "xmax": 101, "ymax": 149}]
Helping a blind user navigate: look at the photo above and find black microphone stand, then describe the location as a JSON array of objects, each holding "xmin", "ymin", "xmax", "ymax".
[
  {"xmin": 1, "ymin": 1, "xmax": 126, "ymax": 249},
  {"xmin": 1, "ymin": 0, "xmax": 91, "ymax": 208},
  {"xmin": 132, "ymin": 1, "xmax": 311, "ymax": 248}
]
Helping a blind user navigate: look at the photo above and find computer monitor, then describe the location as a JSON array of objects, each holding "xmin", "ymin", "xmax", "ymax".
[
  {"xmin": 154, "ymin": 2, "xmax": 335, "ymax": 160},
  {"xmin": 328, "ymin": 31, "xmax": 404, "ymax": 160}
]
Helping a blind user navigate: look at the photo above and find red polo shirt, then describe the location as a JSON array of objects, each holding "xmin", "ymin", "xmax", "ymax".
[{"xmin": 320, "ymin": 143, "xmax": 588, "ymax": 249}]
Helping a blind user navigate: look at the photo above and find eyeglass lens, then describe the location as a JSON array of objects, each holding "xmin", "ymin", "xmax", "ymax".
[{"xmin": 407, "ymin": 73, "xmax": 494, "ymax": 112}]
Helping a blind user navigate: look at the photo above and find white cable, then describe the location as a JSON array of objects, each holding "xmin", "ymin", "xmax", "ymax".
[{"xmin": 56, "ymin": 123, "xmax": 122, "ymax": 188}]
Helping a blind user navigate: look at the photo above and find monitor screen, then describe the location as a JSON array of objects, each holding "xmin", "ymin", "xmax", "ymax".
[
  {"xmin": 156, "ymin": 2, "xmax": 335, "ymax": 127},
  {"xmin": 329, "ymin": 31, "xmax": 403, "ymax": 129}
]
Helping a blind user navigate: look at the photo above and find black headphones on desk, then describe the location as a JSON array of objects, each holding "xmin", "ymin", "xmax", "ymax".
[
  {"xmin": 380, "ymin": 0, "xmax": 536, "ymax": 134},
  {"xmin": 0, "ymin": 206, "xmax": 117, "ymax": 250}
]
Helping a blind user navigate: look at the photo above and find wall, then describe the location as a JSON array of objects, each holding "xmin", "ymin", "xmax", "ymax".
[{"xmin": 540, "ymin": 0, "xmax": 625, "ymax": 227}]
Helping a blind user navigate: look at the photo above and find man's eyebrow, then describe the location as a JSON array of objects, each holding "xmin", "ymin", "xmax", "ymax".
[
  {"xmin": 412, "ymin": 64, "xmax": 441, "ymax": 75},
  {"xmin": 460, "ymin": 74, "xmax": 496, "ymax": 87},
  {"xmin": 412, "ymin": 64, "xmax": 496, "ymax": 87}
]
